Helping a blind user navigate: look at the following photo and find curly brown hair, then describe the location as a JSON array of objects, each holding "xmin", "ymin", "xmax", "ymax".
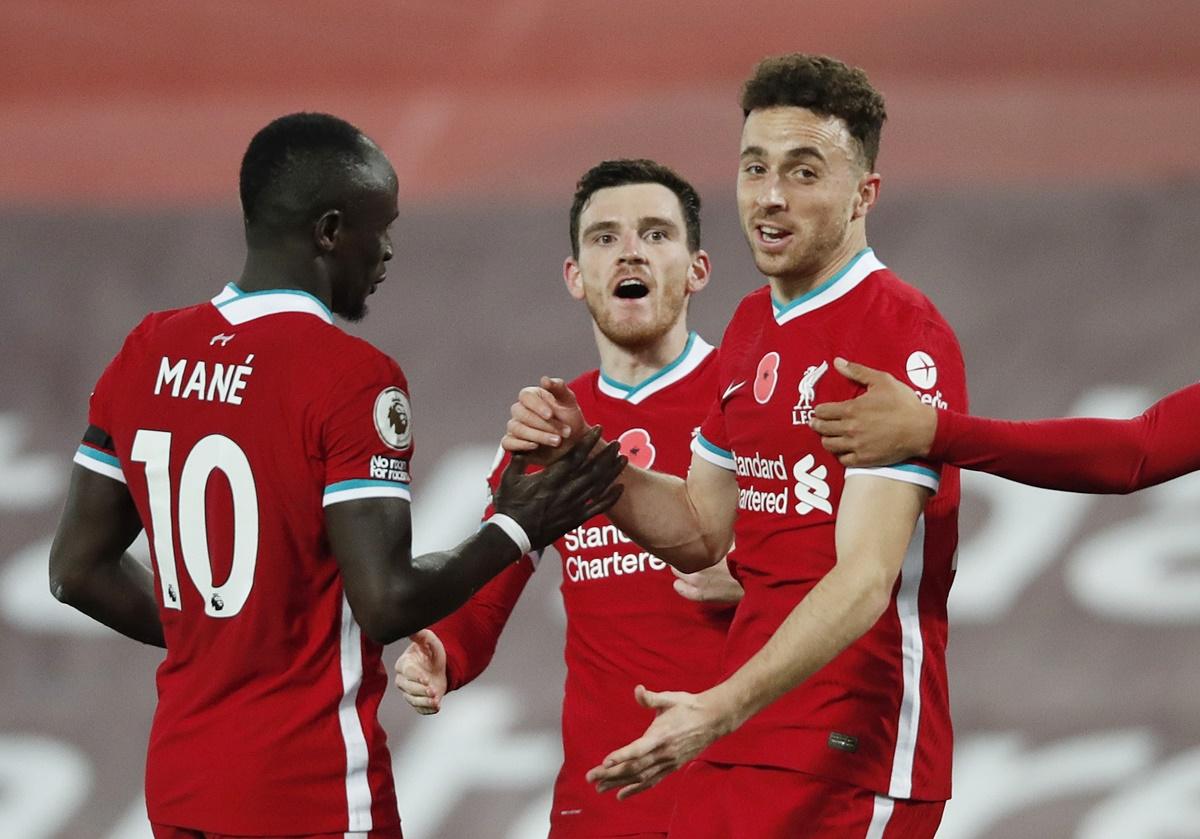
[{"xmin": 740, "ymin": 54, "xmax": 887, "ymax": 170}]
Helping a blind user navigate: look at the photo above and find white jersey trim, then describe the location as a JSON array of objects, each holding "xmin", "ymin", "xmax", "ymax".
[
  {"xmin": 211, "ymin": 284, "xmax": 335, "ymax": 325},
  {"xmin": 338, "ymin": 594, "xmax": 374, "ymax": 831},
  {"xmin": 323, "ymin": 482, "xmax": 412, "ymax": 506},
  {"xmin": 691, "ymin": 433, "xmax": 735, "ymax": 472},
  {"xmin": 597, "ymin": 332, "xmax": 715, "ymax": 405},
  {"xmin": 865, "ymin": 794, "xmax": 895, "ymax": 838},
  {"xmin": 74, "ymin": 446, "xmax": 126, "ymax": 484},
  {"xmin": 846, "ymin": 463, "xmax": 940, "ymax": 493},
  {"xmin": 888, "ymin": 515, "xmax": 927, "ymax": 798},
  {"xmin": 772, "ymin": 249, "xmax": 885, "ymax": 325}
]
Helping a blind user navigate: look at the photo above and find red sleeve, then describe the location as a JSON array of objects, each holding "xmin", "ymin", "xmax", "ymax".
[
  {"xmin": 930, "ymin": 381, "xmax": 1200, "ymax": 493},
  {"xmin": 429, "ymin": 445, "xmax": 538, "ymax": 691},
  {"xmin": 319, "ymin": 349, "xmax": 414, "ymax": 507},
  {"xmin": 844, "ymin": 313, "xmax": 966, "ymax": 494},
  {"xmin": 73, "ymin": 316, "xmax": 155, "ymax": 483}
]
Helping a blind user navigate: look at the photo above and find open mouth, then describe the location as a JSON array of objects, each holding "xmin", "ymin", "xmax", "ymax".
[
  {"xmin": 757, "ymin": 224, "xmax": 792, "ymax": 245},
  {"xmin": 614, "ymin": 278, "xmax": 650, "ymax": 299}
]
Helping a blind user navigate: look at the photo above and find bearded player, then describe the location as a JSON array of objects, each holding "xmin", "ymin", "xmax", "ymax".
[
  {"xmin": 506, "ymin": 56, "xmax": 966, "ymax": 837},
  {"xmin": 394, "ymin": 159, "xmax": 742, "ymax": 839},
  {"xmin": 48, "ymin": 113, "xmax": 624, "ymax": 839},
  {"xmin": 811, "ymin": 358, "xmax": 1200, "ymax": 492}
]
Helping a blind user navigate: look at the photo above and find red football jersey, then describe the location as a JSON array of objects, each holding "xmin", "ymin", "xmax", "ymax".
[
  {"xmin": 432, "ymin": 332, "xmax": 735, "ymax": 836},
  {"xmin": 691, "ymin": 249, "xmax": 966, "ymax": 801},
  {"xmin": 73, "ymin": 284, "xmax": 411, "ymax": 834}
]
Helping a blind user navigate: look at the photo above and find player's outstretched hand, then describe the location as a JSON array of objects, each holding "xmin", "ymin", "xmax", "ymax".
[
  {"xmin": 672, "ymin": 558, "xmax": 743, "ymax": 605},
  {"xmin": 394, "ymin": 629, "xmax": 448, "ymax": 715},
  {"xmin": 494, "ymin": 426, "xmax": 626, "ymax": 551},
  {"xmin": 810, "ymin": 357, "xmax": 938, "ymax": 467},
  {"xmin": 503, "ymin": 377, "xmax": 591, "ymax": 464},
  {"xmin": 586, "ymin": 685, "xmax": 733, "ymax": 800}
]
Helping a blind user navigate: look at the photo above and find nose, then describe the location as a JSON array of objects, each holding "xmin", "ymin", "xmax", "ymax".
[
  {"xmin": 618, "ymin": 230, "xmax": 647, "ymax": 264},
  {"xmin": 755, "ymin": 171, "xmax": 787, "ymax": 212}
]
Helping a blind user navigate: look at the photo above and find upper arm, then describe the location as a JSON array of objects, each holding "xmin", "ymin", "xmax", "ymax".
[
  {"xmin": 50, "ymin": 465, "xmax": 144, "ymax": 590},
  {"xmin": 834, "ymin": 474, "xmax": 930, "ymax": 590},
  {"xmin": 324, "ymin": 496, "xmax": 414, "ymax": 627}
]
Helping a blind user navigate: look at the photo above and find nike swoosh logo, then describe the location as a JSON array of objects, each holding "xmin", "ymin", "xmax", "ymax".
[{"xmin": 721, "ymin": 380, "xmax": 746, "ymax": 402}]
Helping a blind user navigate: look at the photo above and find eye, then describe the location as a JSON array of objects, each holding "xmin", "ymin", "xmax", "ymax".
[
  {"xmin": 595, "ymin": 233, "xmax": 617, "ymax": 245},
  {"xmin": 793, "ymin": 166, "xmax": 818, "ymax": 181},
  {"xmin": 645, "ymin": 229, "xmax": 667, "ymax": 242},
  {"xmin": 742, "ymin": 162, "xmax": 767, "ymax": 176}
]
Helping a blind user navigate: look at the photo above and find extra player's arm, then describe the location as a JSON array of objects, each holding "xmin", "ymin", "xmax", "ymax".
[
  {"xmin": 327, "ymin": 429, "xmax": 625, "ymax": 645},
  {"xmin": 813, "ymin": 359, "xmax": 1200, "ymax": 493},
  {"xmin": 586, "ymin": 475, "xmax": 927, "ymax": 799},
  {"xmin": 504, "ymin": 377, "xmax": 738, "ymax": 572},
  {"xmin": 49, "ymin": 465, "xmax": 165, "ymax": 647},
  {"xmin": 395, "ymin": 558, "xmax": 534, "ymax": 714}
]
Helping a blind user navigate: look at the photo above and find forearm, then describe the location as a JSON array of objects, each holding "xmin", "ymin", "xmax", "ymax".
[
  {"xmin": 431, "ymin": 559, "xmax": 532, "ymax": 690},
  {"xmin": 396, "ymin": 526, "xmax": 523, "ymax": 638},
  {"xmin": 932, "ymin": 382, "xmax": 1200, "ymax": 493},
  {"xmin": 51, "ymin": 553, "xmax": 165, "ymax": 647},
  {"xmin": 707, "ymin": 566, "xmax": 890, "ymax": 728},
  {"xmin": 606, "ymin": 466, "xmax": 726, "ymax": 572}
]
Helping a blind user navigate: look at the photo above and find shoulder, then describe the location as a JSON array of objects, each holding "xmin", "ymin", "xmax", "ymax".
[
  {"xmin": 718, "ymin": 285, "xmax": 771, "ymax": 347},
  {"xmin": 865, "ymin": 268, "xmax": 959, "ymax": 341},
  {"xmin": 730, "ymin": 285, "xmax": 772, "ymax": 323},
  {"xmin": 323, "ymin": 330, "xmax": 408, "ymax": 389}
]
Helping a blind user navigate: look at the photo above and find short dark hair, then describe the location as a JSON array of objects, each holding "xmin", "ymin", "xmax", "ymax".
[
  {"xmin": 569, "ymin": 159, "xmax": 702, "ymax": 259},
  {"xmin": 239, "ymin": 112, "xmax": 376, "ymax": 230},
  {"xmin": 741, "ymin": 54, "xmax": 887, "ymax": 170}
]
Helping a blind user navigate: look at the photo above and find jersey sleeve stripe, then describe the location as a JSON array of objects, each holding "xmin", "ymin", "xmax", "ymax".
[
  {"xmin": 323, "ymin": 480, "xmax": 411, "ymax": 506},
  {"xmin": 845, "ymin": 463, "xmax": 940, "ymax": 492},
  {"xmin": 691, "ymin": 434, "xmax": 735, "ymax": 471},
  {"xmin": 73, "ymin": 445, "xmax": 126, "ymax": 484}
]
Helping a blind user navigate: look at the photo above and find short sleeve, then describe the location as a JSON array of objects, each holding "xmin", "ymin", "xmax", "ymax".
[
  {"xmin": 692, "ymin": 396, "xmax": 734, "ymax": 471},
  {"xmin": 72, "ymin": 320, "xmax": 149, "ymax": 484},
  {"xmin": 844, "ymin": 313, "xmax": 967, "ymax": 493},
  {"xmin": 73, "ymin": 353, "xmax": 127, "ymax": 483},
  {"xmin": 320, "ymin": 351, "xmax": 416, "ymax": 507}
]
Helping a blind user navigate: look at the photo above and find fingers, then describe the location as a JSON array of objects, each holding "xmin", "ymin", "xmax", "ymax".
[
  {"xmin": 672, "ymin": 576, "xmax": 704, "ymax": 602},
  {"xmin": 576, "ymin": 482, "xmax": 625, "ymax": 522},
  {"xmin": 832, "ymin": 356, "xmax": 880, "ymax": 386},
  {"xmin": 522, "ymin": 383, "xmax": 577, "ymax": 435},
  {"xmin": 808, "ymin": 406, "xmax": 849, "ymax": 427},
  {"xmin": 588, "ymin": 743, "xmax": 676, "ymax": 796},
  {"xmin": 635, "ymin": 686, "xmax": 683, "ymax": 712},
  {"xmin": 540, "ymin": 376, "xmax": 577, "ymax": 407},
  {"xmin": 393, "ymin": 659, "xmax": 442, "ymax": 715},
  {"xmin": 501, "ymin": 433, "xmax": 540, "ymax": 453},
  {"xmin": 507, "ymin": 403, "xmax": 564, "ymax": 447}
]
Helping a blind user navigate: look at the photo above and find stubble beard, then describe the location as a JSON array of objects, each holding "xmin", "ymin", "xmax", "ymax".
[{"xmin": 586, "ymin": 287, "xmax": 686, "ymax": 352}]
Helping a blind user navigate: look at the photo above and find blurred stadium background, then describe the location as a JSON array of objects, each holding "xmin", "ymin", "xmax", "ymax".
[{"xmin": 3, "ymin": 3, "xmax": 1199, "ymax": 837}]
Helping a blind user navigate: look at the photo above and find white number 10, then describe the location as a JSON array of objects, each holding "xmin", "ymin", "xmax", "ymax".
[{"xmin": 130, "ymin": 430, "xmax": 259, "ymax": 618}]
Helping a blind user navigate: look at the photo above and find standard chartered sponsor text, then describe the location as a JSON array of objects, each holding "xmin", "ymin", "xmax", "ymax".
[{"xmin": 563, "ymin": 524, "xmax": 668, "ymax": 582}]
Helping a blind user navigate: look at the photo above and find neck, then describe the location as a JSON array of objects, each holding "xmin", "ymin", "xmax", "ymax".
[
  {"xmin": 769, "ymin": 229, "xmax": 869, "ymax": 304},
  {"xmin": 237, "ymin": 246, "xmax": 332, "ymax": 308},
  {"xmin": 594, "ymin": 319, "xmax": 692, "ymax": 388}
]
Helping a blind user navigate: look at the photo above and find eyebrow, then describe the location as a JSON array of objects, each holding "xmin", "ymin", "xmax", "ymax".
[
  {"xmin": 581, "ymin": 216, "xmax": 680, "ymax": 239},
  {"xmin": 740, "ymin": 145, "xmax": 828, "ymax": 163}
]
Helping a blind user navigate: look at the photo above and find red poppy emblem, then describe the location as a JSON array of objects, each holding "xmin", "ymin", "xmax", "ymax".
[
  {"xmin": 754, "ymin": 352, "xmax": 781, "ymax": 404},
  {"xmin": 618, "ymin": 427, "xmax": 656, "ymax": 470}
]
